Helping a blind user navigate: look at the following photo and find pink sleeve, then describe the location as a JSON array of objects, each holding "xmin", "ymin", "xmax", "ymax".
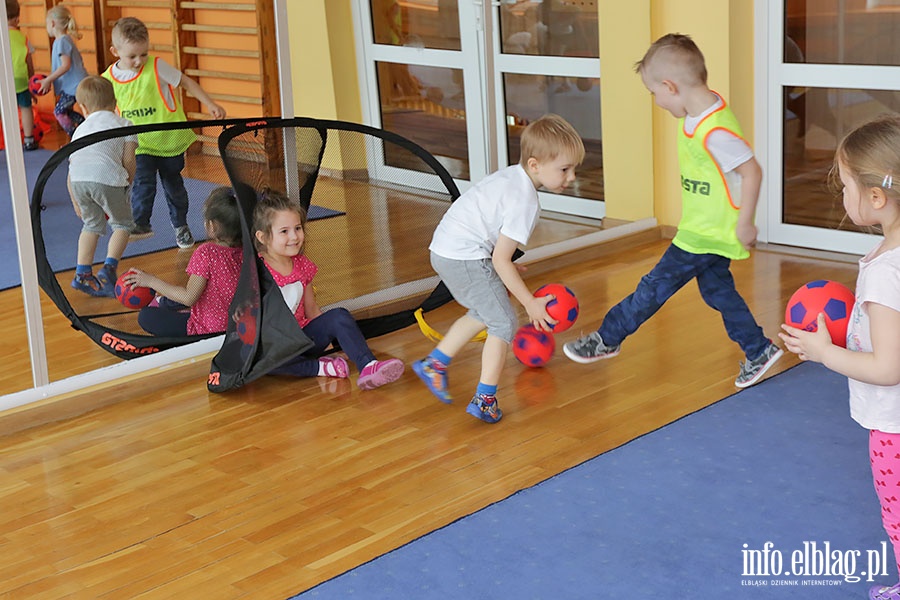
[
  {"xmin": 186, "ymin": 244, "xmax": 213, "ymax": 279},
  {"xmin": 297, "ymin": 256, "xmax": 318, "ymax": 285}
]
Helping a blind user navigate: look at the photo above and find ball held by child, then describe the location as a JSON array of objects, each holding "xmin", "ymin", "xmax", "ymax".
[
  {"xmin": 784, "ymin": 279, "xmax": 855, "ymax": 348},
  {"xmin": 533, "ymin": 283, "xmax": 579, "ymax": 333},
  {"xmin": 115, "ymin": 270, "xmax": 155, "ymax": 309}
]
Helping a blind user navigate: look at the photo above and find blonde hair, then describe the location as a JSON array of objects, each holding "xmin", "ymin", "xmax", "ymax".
[
  {"xmin": 635, "ymin": 33, "xmax": 708, "ymax": 87},
  {"xmin": 111, "ymin": 16, "xmax": 148, "ymax": 46},
  {"xmin": 46, "ymin": 5, "xmax": 81, "ymax": 40},
  {"xmin": 75, "ymin": 75, "xmax": 116, "ymax": 112},
  {"xmin": 518, "ymin": 114, "xmax": 585, "ymax": 167},
  {"xmin": 833, "ymin": 114, "xmax": 900, "ymax": 205},
  {"xmin": 252, "ymin": 189, "xmax": 307, "ymax": 253}
]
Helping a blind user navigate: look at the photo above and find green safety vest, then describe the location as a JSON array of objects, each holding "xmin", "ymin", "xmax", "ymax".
[
  {"xmin": 103, "ymin": 56, "xmax": 196, "ymax": 157},
  {"xmin": 674, "ymin": 93, "xmax": 749, "ymax": 260},
  {"xmin": 9, "ymin": 29, "xmax": 28, "ymax": 93}
]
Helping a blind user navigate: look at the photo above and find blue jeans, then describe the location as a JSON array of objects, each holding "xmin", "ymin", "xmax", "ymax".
[
  {"xmin": 598, "ymin": 243, "xmax": 769, "ymax": 360},
  {"xmin": 132, "ymin": 153, "xmax": 189, "ymax": 229},
  {"xmin": 271, "ymin": 307, "xmax": 376, "ymax": 377}
]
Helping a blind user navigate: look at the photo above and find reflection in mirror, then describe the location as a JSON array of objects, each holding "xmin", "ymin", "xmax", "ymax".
[
  {"xmin": 783, "ymin": 86, "xmax": 900, "ymax": 233},
  {"xmin": 36, "ymin": 123, "xmax": 234, "ymax": 346}
]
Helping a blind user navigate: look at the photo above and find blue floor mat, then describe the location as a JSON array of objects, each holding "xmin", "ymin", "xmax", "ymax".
[{"xmin": 292, "ymin": 362, "xmax": 888, "ymax": 600}]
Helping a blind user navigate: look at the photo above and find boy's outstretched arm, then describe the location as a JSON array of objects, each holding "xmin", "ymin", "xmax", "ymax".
[
  {"xmin": 492, "ymin": 233, "xmax": 555, "ymax": 331},
  {"xmin": 734, "ymin": 156, "xmax": 762, "ymax": 249},
  {"xmin": 179, "ymin": 75, "xmax": 226, "ymax": 119}
]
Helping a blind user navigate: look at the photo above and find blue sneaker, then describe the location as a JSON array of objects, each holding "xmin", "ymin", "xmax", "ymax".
[
  {"xmin": 71, "ymin": 274, "xmax": 105, "ymax": 297},
  {"xmin": 466, "ymin": 393, "xmax": 502, "ymax": 424},
  {"xmin": 96, "ymin": 265, "xmax": 117, "ymax": 297},
  {"xmin": 413, "ymin": 357, "xmax": 453, "ymax": 403}
]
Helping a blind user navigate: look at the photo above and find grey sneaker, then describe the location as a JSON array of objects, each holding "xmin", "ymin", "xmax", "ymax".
[
  {"xmin": 735, "ymin": 342, "xmax": 784, "ymax": 388},
  {"xmin": 175, "ymin": 225, "xmax": 195, "ymax": 249},
  {"xmin": 563, "ymin": 331, "xmax": 621, "ymax": 364}
]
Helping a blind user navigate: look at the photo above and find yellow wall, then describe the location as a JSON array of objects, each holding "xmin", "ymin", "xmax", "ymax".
[{"xmin": 287, "ymin": 1, "xmax": 756, "ymax": 228}]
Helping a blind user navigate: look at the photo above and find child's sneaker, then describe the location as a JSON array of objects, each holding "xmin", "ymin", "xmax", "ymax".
[
  {"xmin": 466, "ymin": 393, "xmax": 502, "ymax": 423},
  {"xmin": 870, "ymin": 582, "xmax": 900, "ymax": 600},
  {"xmin": 319, "ymin": 356, "xmax": 349, "ymax": 378},
  {"xmin": 71, "ymin": 273, "xmax": 105, "ymax": 297},
  {"xmin": 175, "ymin": 225, "xmax": 195, "ymax": 249},
  {"xmin": 23, "ymin": 138, "xmax": 37, "ymax": 151},
  {"xmin": 412, "ymin": 357, "xmax": 452, "ymax": 403},
  {"xmin": 563, "ymin": 331, "xmax": 620, "ymax": 363},
  {"xmin": 734, "ymin": 341, "xmax": 783, "ymax": 388},
  {"xmin": 358, "ymin": 358, "xmax": 405, "ymax": 390},
  {"xmin": 95, "ymin": 265, "xmax": 117, "ymax": 297}
]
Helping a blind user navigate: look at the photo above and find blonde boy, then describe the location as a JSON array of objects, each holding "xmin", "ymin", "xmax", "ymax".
[
  {"xmin": 102, "ymin": 17, "xmax": 225, "ymax": 248},
  {"xmin": 414, "ymin": 114, "xmax": 585, "ymax": 423},
  {"xmin": 68, "ymin": 76, "xmax": 137, "ymax": 296},
  {"xmin": 564, "ymin": 33, "xmax": 783, "ymax": 388}
]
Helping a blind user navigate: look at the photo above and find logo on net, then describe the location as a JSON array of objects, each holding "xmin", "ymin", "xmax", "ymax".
[{"xmin": 741, "ymin": 541, "xmax": 890, "ymax": 586}]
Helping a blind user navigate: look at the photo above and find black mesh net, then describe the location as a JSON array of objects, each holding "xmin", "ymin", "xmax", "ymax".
[
  {"xmin": 29, "ymin": 117, "xmax": 459, "ymax": 391},
  {"xmin": 208, "ymin": 118, "xmax": 459, "ymax": 391}
]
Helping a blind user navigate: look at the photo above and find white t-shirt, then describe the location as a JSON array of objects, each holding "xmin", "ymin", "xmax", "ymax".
[
  {"xmin": 429, "ymin": 164, "xmax": 540, "ymax": 260},
  {"xmin": 110, "ymin": 58, "xmax": 182, "ymax": 109},
  {"xmin": 848, "ymin": 244, "xmax": 900, "ymax": 433},
  {"xmin": 69, "ymin": 110, "xmax": 136, "ymax": 186},
  {"xmin": 684, "ymin": 95, "xmax": 754, "ymax": 206}
]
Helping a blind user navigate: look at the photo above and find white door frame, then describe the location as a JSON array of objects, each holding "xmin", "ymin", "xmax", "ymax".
[
  {"xmin": 351, "ymin": 0, "xmax": 604, "ymax": 218},
  {"xmin": 756, "ymin": 0, "xmax": 890, "ymax": 255}
]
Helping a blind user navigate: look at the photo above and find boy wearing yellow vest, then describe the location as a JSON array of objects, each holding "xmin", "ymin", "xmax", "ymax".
[
  {"xmin": 103, "ymin": 17, "xmax": 225, "ymax": 249},
  {"xmin": 6, "ymin": 0, "xmax": 36, "ymax": 150},
  {"xmin": 563, "ymin": 33, "xmax": 783, "ymax": 389}
]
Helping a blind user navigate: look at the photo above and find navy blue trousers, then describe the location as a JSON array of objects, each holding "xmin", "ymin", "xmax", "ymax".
[
  {"xmin": 132, "ymin": 153, "xmax": 189, "ymax": 229},
  {"xmin": 598, "ymin": 243, "xmax": 769, "ymax": 360},
  {"xmin": 271, "ymin": 307, "xmax": 376, "ymax": 377}
]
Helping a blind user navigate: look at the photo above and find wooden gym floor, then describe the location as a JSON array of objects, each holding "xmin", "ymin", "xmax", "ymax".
[{"xmin": 0, "ymin": 225, "xmax": 860, "ymax": 598}]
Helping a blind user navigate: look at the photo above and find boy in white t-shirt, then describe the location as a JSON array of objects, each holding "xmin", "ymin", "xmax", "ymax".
[
  {"xmin": 413, "ymin": 114, "xmax": 585, "ymax": 423},
  {"xmin": 68, "ymin": 75, "xmax": 137, "ymax": 297}
]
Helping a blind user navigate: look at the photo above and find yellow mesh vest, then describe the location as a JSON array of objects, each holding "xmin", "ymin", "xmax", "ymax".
[
  {"xmin": 9, "ymin": 29, "xmax": 28, "ymax": 93},
  {"xmin": 103, "ymin": 56, "xmax": 196, "ymax": 157},
  {"xmin": 673, "ymin": 93, "xmax": 749, "ymax": 260}
]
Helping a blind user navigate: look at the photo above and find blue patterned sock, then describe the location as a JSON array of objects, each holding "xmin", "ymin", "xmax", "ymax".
[
  {"xmin": 476, "ymin": 382, "xmax": 497, "ymax": 397},
  {"xmin": 430, "ymin": 348, "xmax": 452, "ymax": 366}
]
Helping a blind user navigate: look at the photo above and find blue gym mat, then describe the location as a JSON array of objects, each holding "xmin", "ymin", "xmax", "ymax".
[{"xmin": 290, "ymin": 362, "xmax": 887, "ymax": 599}]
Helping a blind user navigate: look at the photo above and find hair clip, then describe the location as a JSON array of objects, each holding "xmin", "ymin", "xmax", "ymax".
[{"xmin": 883, "ymin": 174, "xmax": 893, "ymax": 189}]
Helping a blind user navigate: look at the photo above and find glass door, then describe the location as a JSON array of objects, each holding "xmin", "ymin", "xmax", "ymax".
[
  {"xmin": 352, "ymin": 0, "xmax": 603, "ymax": 218},
  {"xmin": 762, "ymin": 0, "xmax": 900, "ymax": 254}
]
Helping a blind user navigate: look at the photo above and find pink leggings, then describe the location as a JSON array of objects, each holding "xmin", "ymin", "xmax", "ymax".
[{"xmin": 871, "ymin": 429, "xmax": 900, "ymax": 578}]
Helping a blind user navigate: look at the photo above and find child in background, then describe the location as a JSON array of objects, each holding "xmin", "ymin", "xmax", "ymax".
[
  {"xmin": 563, "ymin": 33, "xmax": 783, "ymax": 389},
  {"xmin": 67, "ymin": 76, "xmax": 137, "ymax": 297},
  {"xmin": 413, "ymin": 114, "xmax": 584, "ymax": 423},
  {"xmin": 38, "ymin": 5, "xmax": 87, "ymax": 136},
  {"xmin": 103, "ymin": 16, "xmax": 226, "ymax": 248},
  {"xmin": 126, "ymin": 187, "xmax": 243, "ymax": 337},
  {"xmin": 779, "ymin": 115, "xmax": 900, "ymax": 600},
  {"xmin": 253, "ymin": 191, "xmax": 405, "ymax": 389},
  {"xmin": 6, "ymin": 0, "xmax": 36, "ymax": 150}
]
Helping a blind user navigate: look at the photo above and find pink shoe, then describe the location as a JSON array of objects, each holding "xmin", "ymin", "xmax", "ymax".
[
  {"xmin": 357, "ymin": 358, "xmax": 405, "ymax": 390},
  {"xmin": 319, "ymin": 356, "xmax": 349, "ymax": 378}
]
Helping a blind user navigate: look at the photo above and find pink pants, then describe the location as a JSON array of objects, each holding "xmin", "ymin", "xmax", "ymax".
[{"xmin": 871, "ymin": 429, "xmax": 900, "ymax": 578}]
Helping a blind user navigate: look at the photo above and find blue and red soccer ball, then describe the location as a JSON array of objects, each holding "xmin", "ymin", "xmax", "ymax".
[
  {"xmin": 512, "ymin": 324, "xmax": 556, "ymax": 367},
  {"xmin": 785, "ymin": 280, "xmax": 855, "ymax": 348},
  {"xmin": 114, "ymin": 271, "xmax": 155, "ymax": 309},
  {"xmin": 534, "ymin": 283, "xmax": 579, "ymax": 333}
]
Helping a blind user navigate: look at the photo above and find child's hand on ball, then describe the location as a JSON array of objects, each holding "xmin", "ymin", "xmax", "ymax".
[
  {"xmin": 779, "ymin": 313, "xmax": 832, "ymax": 362},
  {"xmin": 526, "ymin": 294, "xmax": 556, "ymax": 332}
]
